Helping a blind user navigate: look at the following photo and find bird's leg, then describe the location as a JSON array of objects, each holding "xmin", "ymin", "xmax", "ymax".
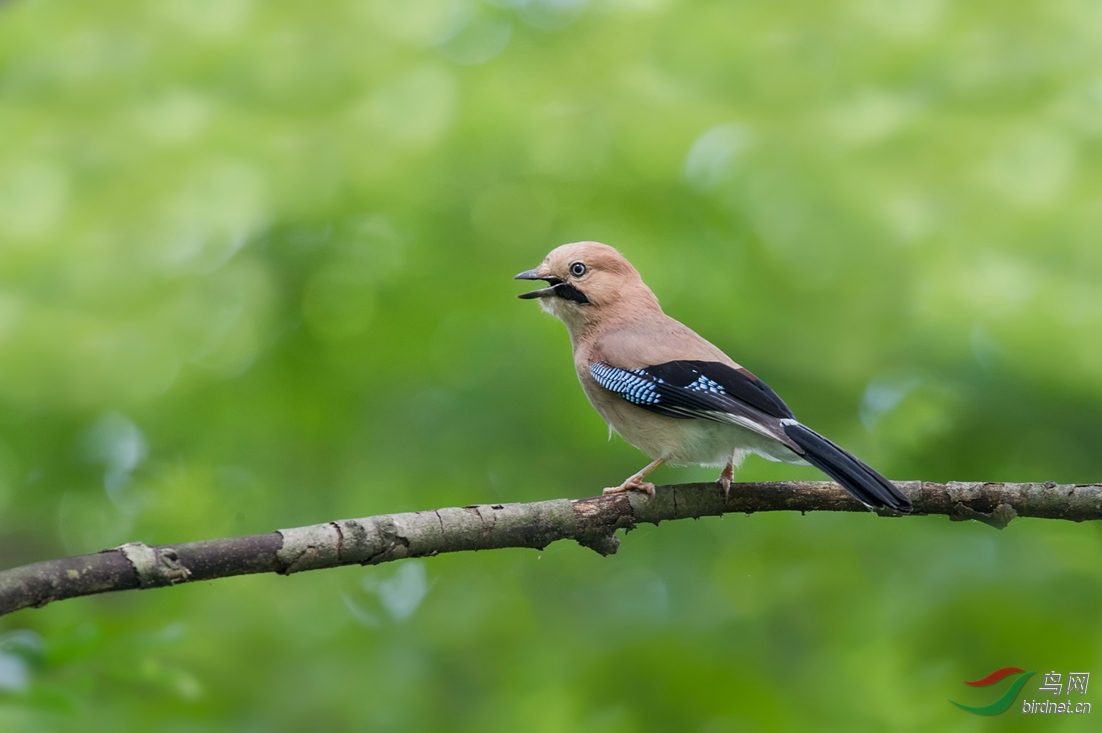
[
  {"xmin": 716, "ymin": 450, "xmax": 743, "ymax": 503},
  {"xmin": 603, "ymin": 458, "xmax": 665, "ymax": 501},
  {"xmin": 716, "ymin": 462, "xmax": 734, "ymax": 503}
]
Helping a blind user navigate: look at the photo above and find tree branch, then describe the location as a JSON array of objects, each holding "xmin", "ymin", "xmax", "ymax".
[{"xmin": 1, "ymin": 480, "xmax": 1098, "ymax": 618}]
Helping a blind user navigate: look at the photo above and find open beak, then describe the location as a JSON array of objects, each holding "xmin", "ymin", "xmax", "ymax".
[{"xmin": 514, "ymin": 269, "xmax": 562, "ymax": 299}]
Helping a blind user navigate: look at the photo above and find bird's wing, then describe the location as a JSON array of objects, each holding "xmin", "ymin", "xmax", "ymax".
[
  {"xmin": 589, "ymin": 359, "xmax": 795, "ymax": 441},
  {"xmin": 588, "ymin": 359, "xmax": 912, "ymax": 512}
]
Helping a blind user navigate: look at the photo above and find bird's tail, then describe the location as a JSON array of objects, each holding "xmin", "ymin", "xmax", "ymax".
[{"xmin": 783, "ymin": 422, "xmax": 912, "ymax": 513}]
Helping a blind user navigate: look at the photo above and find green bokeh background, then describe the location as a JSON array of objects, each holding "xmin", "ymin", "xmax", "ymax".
[{"xmin": 1, "ymin": 0, "xmax": 1101, "ymax": 730}]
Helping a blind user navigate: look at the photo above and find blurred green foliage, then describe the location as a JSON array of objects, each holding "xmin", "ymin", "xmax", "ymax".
[{"xmin": 1, "ymin": 0, "xmax": 1101, "ymax": 730}]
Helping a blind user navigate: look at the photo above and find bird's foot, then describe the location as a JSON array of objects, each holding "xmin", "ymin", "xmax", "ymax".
[
  {"xmin": 603, "ymin": 458, "xmax": 665, "ymax": 501},
  {"xmin": 603, "ymin": 478, "xmax": 657, "ymax": 501}
]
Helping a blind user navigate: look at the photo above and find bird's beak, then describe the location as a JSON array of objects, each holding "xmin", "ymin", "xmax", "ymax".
[{"xmin": 514, "ymin": 268, "xmax": 562, "ymax": 299}]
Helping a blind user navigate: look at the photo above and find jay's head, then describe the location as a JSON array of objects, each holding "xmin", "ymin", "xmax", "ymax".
[{"xmin": 515, "ymin": 241, "xmax": 658, "ymax": 332}]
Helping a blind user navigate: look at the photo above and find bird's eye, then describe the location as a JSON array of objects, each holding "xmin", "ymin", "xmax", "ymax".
[{"xmin": 569, "ymin": 262, "xmax": 587, "ymax": 277}]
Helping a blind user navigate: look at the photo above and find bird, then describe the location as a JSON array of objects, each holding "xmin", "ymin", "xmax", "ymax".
[{"xmin": 515, "ymin": 241, "xmax": 912, "ymax": 513}]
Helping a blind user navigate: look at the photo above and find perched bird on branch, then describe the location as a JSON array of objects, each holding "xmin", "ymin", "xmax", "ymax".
[{"xmin": 515, "ymin": 241, "xmax": 912, "ymax": 513}]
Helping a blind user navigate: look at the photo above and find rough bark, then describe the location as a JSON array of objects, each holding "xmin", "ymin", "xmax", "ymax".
[{"xmin": 1, "ymin": 480, "xmax": 1098, "ymax": 618}]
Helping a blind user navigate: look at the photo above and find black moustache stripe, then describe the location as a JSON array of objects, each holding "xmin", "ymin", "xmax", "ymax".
[{"xmin": 555, "ymin": 284, "xmax": 590, "ymax": 305}]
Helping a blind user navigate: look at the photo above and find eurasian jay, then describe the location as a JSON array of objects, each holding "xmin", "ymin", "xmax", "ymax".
[{"xmin": 515, "ymin": 241, "xmax": 912, "ymax": 513}]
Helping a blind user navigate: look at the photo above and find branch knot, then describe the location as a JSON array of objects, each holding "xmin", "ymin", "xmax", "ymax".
[{"xmin": 114, "ymin": 542, "xmax": 192, "ymax": 588}]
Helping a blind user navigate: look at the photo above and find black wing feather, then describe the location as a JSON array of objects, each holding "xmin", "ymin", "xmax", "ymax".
[
  {"xmin": 588, "ymin": 359, "xmax": 793, "ymax": 440},
  {"xmin": 643, "ymin": 360, "xmax": 794, "ymax": 420},
  {"xmin": 589, "ymin": 360, "xmax": 793, "ymax": 421}
]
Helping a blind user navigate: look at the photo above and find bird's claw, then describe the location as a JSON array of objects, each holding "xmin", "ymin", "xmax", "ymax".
[{"xmin": 603, "ymin": 480, "xmax": 656, "ymax": 501}]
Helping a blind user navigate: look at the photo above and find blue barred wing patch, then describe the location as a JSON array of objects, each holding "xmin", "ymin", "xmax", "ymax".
[{"xmin": 589, "ymin": 362, "xmax": 663, "ymax": 406}]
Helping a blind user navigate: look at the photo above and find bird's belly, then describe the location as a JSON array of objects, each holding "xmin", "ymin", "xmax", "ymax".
[{"xmin": 597, "ymin": 400, "xmax": 800, "ymax": 467}]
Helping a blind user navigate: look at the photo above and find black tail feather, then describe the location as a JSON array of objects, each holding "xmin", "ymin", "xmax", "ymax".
[{"xmin": 783, "ymin": 423, "xmax": 912, "ymax": 513}]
